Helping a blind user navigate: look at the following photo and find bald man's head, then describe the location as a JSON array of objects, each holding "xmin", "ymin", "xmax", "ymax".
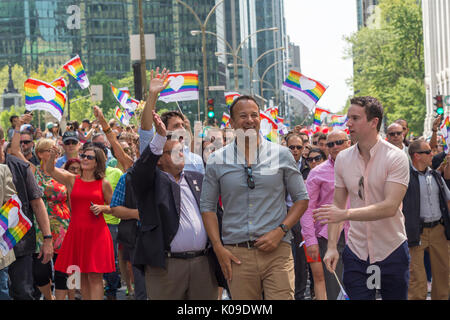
[
  {"xmin": 387, "ymin": 123, "xmax": 404, "ymax": 149},
  {"xmin": 326, "ymin": 130, "xmax": 350, "ymax": 161}
]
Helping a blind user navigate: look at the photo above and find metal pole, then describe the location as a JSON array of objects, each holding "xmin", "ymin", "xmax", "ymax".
[
  {"xmin": 138, "ymin": 0, "xmax": 147, "ymax": 99},
  {"xmin": 202, "ymin": 25, "xmax": 208, "ymax": 122}
]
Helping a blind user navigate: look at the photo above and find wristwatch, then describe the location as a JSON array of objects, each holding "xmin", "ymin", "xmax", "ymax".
[
  {"xmin": 278, "ymin": 224, "xmax": 289, "ymax": 234},
  {"xmin": 43, "ymin": 235, "xmax": 52, "ymax": 240}
]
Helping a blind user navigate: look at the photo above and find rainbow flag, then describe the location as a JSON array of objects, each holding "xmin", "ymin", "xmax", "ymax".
[
  {"xmin": 225, "ymin": 92, "xmax": 240, "ymax": 108},
  {"xmin": 159, "ymin": 71, "xmax": 199, "ymax": 103},
  {"xmin": 281, "ymin": 70, "xmax": 328, "ymax": 111},
  {"xmin": 260, "ymin": 111, "xmax": 279, "ymax": 143},
  {"xmin": 331, "ymin": 114, "xmax": 348, "ymax": 131},
  {"xmin": 51, "ymin": 77, "xmax": 68, "ymax": 95},
  {"xmin": 220, "ymin": 112, "xmax": 230, "ymax": 129},
  {"xmin": 25, "ymin": 78, "xmax": 66, "ymax": 121},
  {"xmin": 114, "ymin": 106, "xmax": 132, "ymax": 126},
  {"xmin": 265, "ymin": 107, "xmax": 279, "ymax": 121},
  {"xmin": 0, "ymin": 195, "xmax": 32, "ymax": 256},
  {"xmin": 313, "ymin": 107, "xmax": 330, "ymax": 126},
  {"xmin": 440, "ymin": 117, "xmax": 450, "ymax": 153},
  {"xmin": 62, "ymin": 55, "xmax": 90, "ymax": 89},
  {"xmin": 125, "ymin": 97, "xmax": 139, "ymax": 114},
  {"xmin": 111, "ymin": 83, "xmax": 130, "ymax": 109}
]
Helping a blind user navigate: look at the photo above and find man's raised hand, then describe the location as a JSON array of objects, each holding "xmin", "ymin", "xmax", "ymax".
[
  {"xmin": 149, "ymin": 67, "xmax": 170, "ymax": 95},
  {"xmin": 152, "ymin": 110, "xmax": 167, "ymax": 137}
]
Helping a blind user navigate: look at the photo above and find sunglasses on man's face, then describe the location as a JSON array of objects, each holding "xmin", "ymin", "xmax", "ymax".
[
  {"xmin": 80, "ymin": 154, "xmax": 95, "ymax": 160},
  {"xmin": 64, "ymin": 140, "xmax": 78, "ymax": 146},
  {"xmin": 288, "ymin": 145, "xmax": 303, "ymax": 151},
  {"xmin": 388, "ymin": 131, "xmax": 403, "ymax": 137},
  {"xmin": 326, "ymin": 139, "xmax": 347, "ymax": 148},
  {"xmin": 415, "ymin": 149, "xmax": 432, "ymax": 155},
  {"xmin": 20, "ymin": 140, "xmax": 32, "ymax": 145},
  {"xmin": 244, "ymin": 165, "xmax": 255, "ymax": 189}
]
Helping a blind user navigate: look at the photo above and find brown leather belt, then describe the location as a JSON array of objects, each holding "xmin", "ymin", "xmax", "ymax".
[
  {"xmin": 423, "ymin": 218, "xmax": 443, "ymax": 228},
  {"xmin": 226, "ymin": 241, "xmax": 257, "ymax": 249}
]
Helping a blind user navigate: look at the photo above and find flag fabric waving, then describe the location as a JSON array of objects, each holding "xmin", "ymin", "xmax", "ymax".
[
  {"xmin": 62, "ymin": 55, "xmax": 90, "ymax": 89},
  {"xmin": 260, "ymin": 111, "xmax": 279, "ymax": 143},
  {"xmin": 110, "ymin": 83, "xmax": 130, "ymax": 109},
  {"xmin": 159, "ymin": 71, "xmax": 199, "ymax": 103},
  {"xmin": 25, "ymin": 78, "xmax": 66, "ymax": 121},
  {"xmin": 225, "ymin": 92, "xmax": 240, "ymax": 108},
  {"xmin": 114, "ymin": 106, "xmax": 132, "ymax": 126},
  {"xmin": 331, "ymin": 114, "xmax": 348, "ymax": 131},
  {"xmin": 281, "ymin": 70, "xmax": 328, "ymax": 111},
  {"xmin": 220, "ymin": 112, "xmax": 230, "ymax": 129},
  {"xmin": 440, "ymin": 117, "xmax": 450, "ymax": 153},
  {"xmin": 0, "ymin": 195, "xmax": 32, "ymax": 256},
  {"xmin": 50, "ymin": 77, "xmax": 68, "ymax": 95},
  {"xmin": 313, "ymin": 107, "xmax": 330, "ymax": 126}
]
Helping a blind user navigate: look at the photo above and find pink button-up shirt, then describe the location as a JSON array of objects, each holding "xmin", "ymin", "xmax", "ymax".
[
  {"xmin": 335, "ymin": 137, "xmax": 409, "ymax": 264},
  {"xmin": 300, "ymin": 158, "xmax": 350, "ymax": 248}
]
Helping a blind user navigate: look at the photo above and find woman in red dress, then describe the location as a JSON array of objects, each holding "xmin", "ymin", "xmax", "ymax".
[{"xmin": 46, "ymin": 145, "xmax": 115, "ymax": 300}]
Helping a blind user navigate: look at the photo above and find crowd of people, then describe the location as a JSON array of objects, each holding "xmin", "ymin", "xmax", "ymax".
[{"xmin": 0, "ymin": 68, "xmax": 449, "ymax": 300}]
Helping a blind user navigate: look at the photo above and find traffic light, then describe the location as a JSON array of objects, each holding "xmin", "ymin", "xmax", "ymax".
[
  {"xmin": 207, "ymin": 98, "xmax": 215, "ymax": 123},
  {"xmin": 434, "ymin": 95, "xmax": 444, "ymax": 115}
]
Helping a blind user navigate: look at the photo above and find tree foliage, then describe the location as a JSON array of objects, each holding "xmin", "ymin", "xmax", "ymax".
[{"xmin": 345, "ymin": 0, "xmax": 425, "ymax": 135}]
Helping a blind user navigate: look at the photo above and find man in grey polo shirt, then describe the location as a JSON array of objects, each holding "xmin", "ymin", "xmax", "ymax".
[{"xmin": 200, "ymin": 95, "xmax": 309, "ymax": 300}]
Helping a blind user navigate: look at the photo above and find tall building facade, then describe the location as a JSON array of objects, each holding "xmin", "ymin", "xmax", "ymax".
[
  {"xmin": 223, "ymin": 0, "xmax": 288, "ymax": 112},
  {"xmin": 356, "ymin": 0, "xmax": 379, "ymax": 29},
  {"xmin": 422, "ymin": 0, "xmax": 450, "ymax": 137},
  {"xmin": 0, "ymin": 0, "xmax": 130, "ymax": 76}
]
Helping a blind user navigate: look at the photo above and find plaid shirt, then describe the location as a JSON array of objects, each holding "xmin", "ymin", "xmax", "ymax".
[{"xmin": 110, "ymin": 173, "xmax": 127, "ymax": 208}]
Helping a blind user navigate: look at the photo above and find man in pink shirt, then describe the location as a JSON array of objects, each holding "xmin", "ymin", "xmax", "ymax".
[
  {"xmin": 314, "ymin": 96, "xmax": 410, "ymax": 300},
  {"xmin": 300, "ymin": 130, "xmax": 350, "ymax": 300}
]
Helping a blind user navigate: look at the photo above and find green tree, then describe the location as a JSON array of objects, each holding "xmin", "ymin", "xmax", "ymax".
[
  {"xmin": 345, "ymin": 0, "xmax": 425, "ymax": 135},
  {"xmin": 0, "ymin": 105, "xmax": 25, "ymax": 135}
]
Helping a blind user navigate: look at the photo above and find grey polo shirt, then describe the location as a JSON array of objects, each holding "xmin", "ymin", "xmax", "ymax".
[
  {"xmin": 411, "ymin": 165, "xmax": 450, "ymax": 223},
  {"xmin": 200, "ymin": 136, "xmax": 309, "ymax": 244}
]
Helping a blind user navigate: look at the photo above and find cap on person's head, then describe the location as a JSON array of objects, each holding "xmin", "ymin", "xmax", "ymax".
[
  {"xmin": 82, "ymin": 119, "xmax": 90, "ymax": 125},
  {"xmin": 46, "ymin": 122, "xmax": 55, "ymax": 130},
  {"xmin": 62, "ymin": 131, "xmax": 79, "ymax": 143}
]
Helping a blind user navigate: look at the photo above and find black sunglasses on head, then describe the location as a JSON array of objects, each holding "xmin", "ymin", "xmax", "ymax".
[
  {"xmin": 244, "ymin": 165, "xmax": 255, "ymax": 189},
  {"xmin": 288, "ymin": 145, "xmax": 303, "ymax": 151},
  {"xmin": 326, "ymin": 139, "xmax": 347, "ymax": 148}
]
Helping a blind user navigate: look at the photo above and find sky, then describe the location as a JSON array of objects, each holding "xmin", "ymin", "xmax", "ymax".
[{"xmin": 284, "ymin": 0, "xmax": 358, "ymax": 113}]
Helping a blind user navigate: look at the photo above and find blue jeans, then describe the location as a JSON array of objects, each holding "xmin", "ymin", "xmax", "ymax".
[
  {"xmin": 104, "ymin": 224, "xmax": 121, "ymax": 297},
  {"xmin": 0, "ymin": 267, "xmax": 10, "ymax": 300},
  {"xmin": 342, "ymin": 241, "xmax": 410, "ymax": 300}
]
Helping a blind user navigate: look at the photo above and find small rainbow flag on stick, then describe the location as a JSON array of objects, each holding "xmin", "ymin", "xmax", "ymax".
[
  {"xmin": 159, "ymin": 71, "xmax": 199, "ymax": 103},
  {"xmin": 281, "ymin": 70, "xmax": 328, "ymax": 111},
  {"xmin": 25, "ymin": 78, "xmax": 66, "ymax": 121},
  {"xmin": 115, "ymin": 106, "xmax": 132, "ymax": 126},
  {"xmin": 313, "ymin": 107, "xmax": 330, "ymax": 126},
  {"xmin": 62, "ymin": 55, "xmax": 90, "ymax": 89},
  {"xmin": 331, "ymin": 114, "xmax": 348, "ymax": 131},
  {"xmin": 225, "ymin": 92, "xmax": 240, "ymax": 108},
  {"xmin": 220, "ymin": 112, "xmax": 230, "ymax": 129},
  {"xmin": 51, "ymin": 77, "xmax": 68, "ymax": 95},
  {"xmin": 440, "ymin": 117, "xmax": 450, "ymax": 153},
  {"xmin": 0, "ymin": 195, "xmax": 32, "ymax": 256},
  {"xmin": 260, "ymin": 111, "xmax": 279, "ymax": 143},
  {"xmin": 111, "ymin": 83, "xmax": 130, "ymax": 109}
]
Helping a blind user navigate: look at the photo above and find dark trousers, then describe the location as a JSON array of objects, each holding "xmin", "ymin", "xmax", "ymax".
[
  {"xmin": 132, "ymin": 264, "xmax": 147, "ymax": 300},
  {"xmin": 104, "ymin": 224, "xmax": 121, "ymax": 297},
  {"xmin": 291, "ymin": 221, "xmax": 308, "ymax": 300},
  {"xmin": 8, "ymin": 254, "xmax": 34, "ymax": 300},
  {"xmin": 342, "ymin": 241, "xmax": 410, "ymax": 300}
]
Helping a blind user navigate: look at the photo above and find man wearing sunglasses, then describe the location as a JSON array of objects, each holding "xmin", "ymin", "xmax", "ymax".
[
  {"xmin": 300, "ymin": 130, "xmax": 350, "ymax": 300},
  {"xmin": 19, "ymin": 132, "xmax": 39, "ymax": 167},
  {"xmin": 313, "ymin": 96, "xmax": 410, "ymax": 300},
  {"xmin": 200, "ymin": 95, "xmax": 309, "ymax": 300},
  {"xmin": 55, "ymin": 131, "xmax": 80, "ymax": 168},
  {"xmin": 403, "ymin": 140, "xmax": 450, "ymax": 300},
  {"xmin": 387, "ymin": 123, "xmax": 410, "ymax": 161}
]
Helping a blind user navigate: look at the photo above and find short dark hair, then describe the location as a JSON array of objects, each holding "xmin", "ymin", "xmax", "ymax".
[
  {"xmin": 229, "ymin": 95, "xmax": 260, "ymax": 119},
  {"xmin": 308, "ymin": 147, "xmax": 327, "ymax": 160},
  {"xmin": 82, "ymin": 119, "xmax": 91, "ymax": 124},
  {"xmin": 160, "ymin": 111, "xmax": 184, "ymax": 129},
  {"xmin": 285, "ymin": 133, "xmax": 304, "ymax": 145},
  {"xmin": 312, "ymin": 132, "xmax": 327, "ymax": 140},
  {"xmin": 9, "ymin": 115, "xmax": 18, "ymax": 124},
  {"xmin": 408, "ymin": 139, "xmax": 426, "ymax": 158},
  {"xmin": 350, "ymin": 96, "xmax": 384, "ymax": 132}
]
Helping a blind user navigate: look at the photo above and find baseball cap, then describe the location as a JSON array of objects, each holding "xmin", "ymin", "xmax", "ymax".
[
  {"xmin": 62, "ymin": 131, "xmax": 79, "ymax": 143},
  {"xmin": 46, "ymin": 122, "xmax": 55, "ymax": 130}
]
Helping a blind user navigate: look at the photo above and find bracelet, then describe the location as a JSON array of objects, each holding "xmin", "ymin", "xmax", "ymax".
[
  {"xmin": 43, "ymin": 235, "xmax": 52, "ymax": 240},
  {"xmin": 104, "ymin": 127, "xmax": 112, "ymax": 134}
]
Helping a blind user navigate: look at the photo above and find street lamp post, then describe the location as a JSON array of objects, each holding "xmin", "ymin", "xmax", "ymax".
[{"xmin": 175, "ymin": 0, "xmax": 225, "ymax": 121}]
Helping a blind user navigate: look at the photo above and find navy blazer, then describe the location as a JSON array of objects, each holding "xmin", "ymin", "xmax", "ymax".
[{"xmin": 129, "ymin": 144, "xmax": 226, "ymax": 287}]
